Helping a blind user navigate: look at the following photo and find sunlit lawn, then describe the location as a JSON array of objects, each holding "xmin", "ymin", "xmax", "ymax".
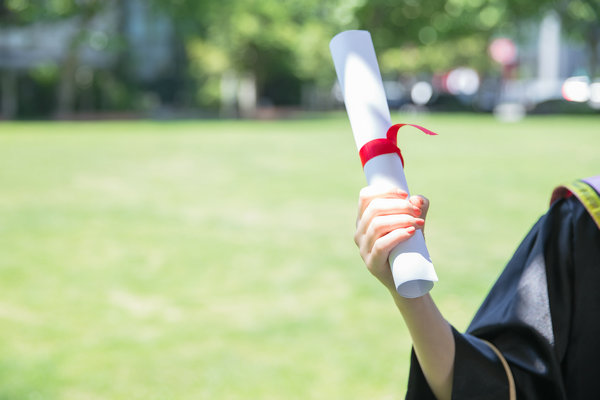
[{"xmin": 0, "ymin": 113, "xmax": 598, "ymax": 399}]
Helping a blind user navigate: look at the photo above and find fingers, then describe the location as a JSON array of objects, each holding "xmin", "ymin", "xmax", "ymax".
[
  {"xmin": 363, "ymin": 213, "xmax": 424, "ymax": 252},
  {"xmin": 354, "ymin": 186, "xmax": 430, "ymax": 291},
  {"xmin": 369, "ymin": 225, "xmax": 418, "ymax": 266},
  {"xmin": 356, "ymin": 195, "xmax": 420, "ymax": 234},
  {"xmin": 409, "ymin": 195, "xmax": 430, "ymax": 219},
  {"xmin": 409, "ymin": 195, "xmax": 430, "ymax": 232},
  {"xmin": 356, "ymin": 197, "xmax": 415, "ymax": 246},
  {"xmin": 357, "ymin": 186, "xmax": 408, "ymax": 221},
  {"xmin": 361, "ymin": 225, "xmax": 419, "ymax": 290},
  {"xmin": 354, "ymin": 188, "xmax": 425, "ymax": 262}
]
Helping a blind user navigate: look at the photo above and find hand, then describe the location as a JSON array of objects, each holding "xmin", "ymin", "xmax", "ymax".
[{"xmin": 353, "ymin": 186, "xmax": 429, "ymax": 292}]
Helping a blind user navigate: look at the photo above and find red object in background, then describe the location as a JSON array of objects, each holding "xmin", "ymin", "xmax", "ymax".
[
  {"xmin": 489, "ymin": 38, "xmax": 518, "ymax": 80},
  {"xmin": 489, "ymin": 38, "xmax": 517, "ymax": 66}
]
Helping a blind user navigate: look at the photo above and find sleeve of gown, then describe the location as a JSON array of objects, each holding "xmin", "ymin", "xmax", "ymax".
[
  {"xmin": 405, "ymin": 327, "xmax": 511, "ymax": 400},
  {"xmin": 405, "ymin": 197, "xmax": 587, "ymax": 400}
]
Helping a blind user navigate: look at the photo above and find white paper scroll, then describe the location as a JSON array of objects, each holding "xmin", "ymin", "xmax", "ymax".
[{"xmin": 330, "ymin": 30, "xmax": 437, "ymax": 298}]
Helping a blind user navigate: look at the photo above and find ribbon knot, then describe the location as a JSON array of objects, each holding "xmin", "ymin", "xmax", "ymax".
[{"xmin": 358, "ymin": 123, "xmax": 437, "ymax": 168}]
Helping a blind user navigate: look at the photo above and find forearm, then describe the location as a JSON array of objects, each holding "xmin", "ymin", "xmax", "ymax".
[
  {"xmin": 354, "ymin": 188, "xmax": 453, "ymax": 398},
  {"xmin": 391, "ymin": 291, "xmax": 454, "ymax": 400}
]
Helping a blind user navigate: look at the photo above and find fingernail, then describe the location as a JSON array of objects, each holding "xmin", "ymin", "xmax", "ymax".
[
  {"xmin": 413, "ymin": 207, "xmax": 421, "ymax": 216},
  {"xmin": 415, "ymin": 218, "xmax": 425, "ymax": 226},
  {"xmin": 407, "ymin": 226, "xmax": 416, "ymax": 233}
]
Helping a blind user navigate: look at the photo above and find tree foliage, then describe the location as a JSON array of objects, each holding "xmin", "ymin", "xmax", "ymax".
[
  {"xmin": 353, "ymin": 0, "xmax": 564, "ymax": 76},
  {"xmin": 2, "ymin": 0, "xmax": 598, "ymax": 115},
  {"xmin": 157, "ymin": 0, "xmax": 364, "ymax": 107},
  {"xmin": 0, "ymin": 0, "xmax": 105, "ymax": 24},
  {"xmin": 557, "ymin": 0, "xmax": 600, "ymax": 76}
]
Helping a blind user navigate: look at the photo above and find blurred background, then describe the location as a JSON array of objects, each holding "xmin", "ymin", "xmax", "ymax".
[
  {"xmin": 0, "ymin": 2, "xmax": 599, "ymax": 400},
  {"xmin": 1, "ymin": 0, "xmax": 599, "ymax": 120}
]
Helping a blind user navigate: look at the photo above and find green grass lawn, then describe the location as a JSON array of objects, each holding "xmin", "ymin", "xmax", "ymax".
[{"xmin": 0, "ymin": 113, "xmax": 598, "ymax": 399}]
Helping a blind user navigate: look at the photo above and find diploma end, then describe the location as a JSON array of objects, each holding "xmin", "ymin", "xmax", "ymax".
[
  {"xmin": 396, "ymin": 280, "xmax": 435, "ymax": 299},
  {"xmin": 390, "ymin": 241, "xmax": 437, "ymax": 298}
]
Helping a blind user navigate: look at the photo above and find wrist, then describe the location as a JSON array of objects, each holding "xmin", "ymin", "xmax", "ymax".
[{"xmin": 389, "ymin": 290, "xmax": 432, "ymax": 314}]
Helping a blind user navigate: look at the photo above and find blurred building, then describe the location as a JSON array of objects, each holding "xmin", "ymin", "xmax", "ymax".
[
  {"xmin": 0, "ymin": 0, "xmax": 182, "ymax": 119},
  {"xmin": 478, "ymin": 11, "xmax": 599, "ymax": 116}
]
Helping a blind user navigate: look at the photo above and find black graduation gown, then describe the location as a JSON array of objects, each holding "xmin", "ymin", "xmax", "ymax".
[{"xmin": 405, "ymin": 194, "xmax": 600, "ymax": 399}]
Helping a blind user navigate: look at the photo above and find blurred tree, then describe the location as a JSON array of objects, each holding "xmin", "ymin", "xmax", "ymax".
[
  {"xmin": 55, "ymin": 0, "xmax": 109, "ymax": 117},
  {"xmin": 1, "ymin": 0, "xmax": 114, "ymax": 117},
  {"xmin": 153, "ymin": 0, "xmax": 363, "ymax": 115},
  {"xmin": 556, "ymin": 0, "xmax": 600, "ymax": 77},
  {"xmin": 4, "ymin": 0, "xmax": 595, "ymax": 118},
  {"xmin": 355, "ymin": 0, "xmax": 562, "ymax": 76}
]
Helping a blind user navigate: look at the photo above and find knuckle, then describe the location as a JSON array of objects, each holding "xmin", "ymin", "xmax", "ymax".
[
  {"xmin": 370, "ymin": 197, "xmax": 385, "ymax": 209},
  {"xmin": 367, "ymin": 218, "xmax": 383, "ymax": 238},
  {"xmin": 371, "ymin": 214, "xmax": 384, "ymax": 228},
  {"xmin": 358, "ymin": 186, "xmax": 371, "ymax": 199},
  {"xmin": 372, "ymin": 238, "xmax": 386, "ymax": 254},
  {"xmin": 353, "ymin": 231, "xmax": 361, "ymax": 246}
]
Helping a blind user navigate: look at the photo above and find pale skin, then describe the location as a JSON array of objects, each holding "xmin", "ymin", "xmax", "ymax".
[{"xmin": 354, "ymin": 186, "xmax": 454, "ymax": 400}]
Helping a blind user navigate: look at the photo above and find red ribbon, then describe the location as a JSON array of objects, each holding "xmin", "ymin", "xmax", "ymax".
[{"xmin": 358, "ymin": 123, "xmax": 438, "ymax": 168}]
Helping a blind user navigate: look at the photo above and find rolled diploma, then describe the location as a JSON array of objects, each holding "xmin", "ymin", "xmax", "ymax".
[{"xmin": 330, "ymin": 30, "xmax": 438, "ymax": 298}]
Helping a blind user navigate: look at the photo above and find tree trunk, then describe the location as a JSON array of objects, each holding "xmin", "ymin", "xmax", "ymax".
[
  {"xmin": 55, "ymin": 3, "xmax": 104, "ymax": 118},
  {"xmin": 56, "ymin": 49, "xmax": 78, "ymax": 118},
  {"xmin": 220, "ymin": 70, "xmax": 238, "ymax": 118},
  {"xmin": 1, "ymin": 69, "xmax": 18, "ymax": 119},
  {"xmin": 588, "ymin": 26, "xmax": 599, "ymax": 78},
  {"xmin": 237, "ymin": 72, "xmax": 257, "ymax": 118}
]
